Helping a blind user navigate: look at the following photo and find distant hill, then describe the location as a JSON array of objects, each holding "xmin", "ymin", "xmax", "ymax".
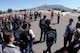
[{"xmin": 35, "ymin": 5, "xmax": 72, "ymax": 11}]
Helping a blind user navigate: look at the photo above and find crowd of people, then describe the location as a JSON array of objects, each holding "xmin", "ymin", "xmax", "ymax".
[
  {"xmin": 0, "ymin": 10, "xmax": 80, "ymax": 53},
  {"xmin": 0, "ymin": 11, "xmax": 42, "ymax": 53}
]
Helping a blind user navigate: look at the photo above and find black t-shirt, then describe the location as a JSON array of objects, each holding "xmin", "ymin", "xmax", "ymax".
[
  {"xmin": 68, "ymin": 40, "xmax": 80, "ymax": 53},
  {"xmin": 76, "ymin": 22, "xmax": 80, "ymax": 28}
]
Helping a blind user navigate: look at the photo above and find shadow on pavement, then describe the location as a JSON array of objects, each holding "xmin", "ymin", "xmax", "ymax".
[
  {"xmin": 53, "ymin": 47, "xmax": 66, "ymax": 53},
  {"xmin": 33, "ymin": 40, "xmax": 44, "ymax": 44}
]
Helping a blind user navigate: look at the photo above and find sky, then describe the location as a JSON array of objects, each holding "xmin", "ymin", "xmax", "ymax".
[{"xmin": 0, "ymin": 0, "xmax": 80, "ymax": 11}]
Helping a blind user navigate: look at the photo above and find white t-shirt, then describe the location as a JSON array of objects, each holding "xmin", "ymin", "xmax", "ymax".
[{"xmin": 29, "ymin": 29, "xmax": 35, "ymax": 38}]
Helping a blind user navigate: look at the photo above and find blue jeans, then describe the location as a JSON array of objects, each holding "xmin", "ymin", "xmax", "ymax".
[
  {"xmin": 20, "ymin": 48, "xmax": 26, "ymax": 53},
  {"xmin": 26, "ymin": 41, "xmax": 34, "ymax": 53},
  {"xmin": 40, "ymin": 30, "xmax": 46, "ymax": 41}
]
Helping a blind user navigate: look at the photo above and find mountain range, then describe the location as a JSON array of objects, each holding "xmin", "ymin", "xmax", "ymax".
[{"xmin": 34, "ymin": 5, "xmax": 73, "ymax": 11}]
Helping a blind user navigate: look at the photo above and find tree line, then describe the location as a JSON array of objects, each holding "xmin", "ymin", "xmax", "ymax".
[{"xmin": 0, "ymin": 8, "xmax": 27, "ymax": 14}]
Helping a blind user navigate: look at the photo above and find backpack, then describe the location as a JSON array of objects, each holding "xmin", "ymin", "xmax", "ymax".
[
  {"xmin": 41, "ymin": 19, "xmax": 45, "ymax": 25},
  {"xmin": 46, "ymin": 28, "xmax": 56, "ymax": 41},
  {"xmin": 67, "ymin": 25, "xmax": 74, "ymax": 37},
  {"xmin": 40, "ymin": 19, "xmax": 46, "ymax": 29},
  {"xmin": 20, "ymin": 29, "xmax": 30, "ymax": 43}
]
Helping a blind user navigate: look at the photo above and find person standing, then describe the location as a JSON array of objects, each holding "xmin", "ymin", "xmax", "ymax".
[
  {"xmin": 66, "ymin": 28, "xmax": 80, "ymax": 53},
  {"xmin": 50, "ymin": 11, "xmax": 54, "ymax": 21},
  {"xmin": 20, "ymin": 22, "xmax": 35, "ymax": 53},
  {"xmin": 57, "ymin": 12, "xmax": 60, "ymax": 24},
  {"xmin": 63, "ymin": 18, "xmax": 75, "ymax": 48},
  {"xmin": 34, "ymin": 11, "xmax": 38, "ymax": 21},
  {"xmin": 43, "ymin": 19, "xmax": 57, "ymax": 53},
  {"xmin": 29, "ymin": 11, "xmax": 33, "ymax": 21},
  {"xmin": 39, "ymin": 15, "xmax": 46, "ymax": 42},
  {"xmin": 38, "ymin": 12, "xmax": 42, "ymax": 20}
]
